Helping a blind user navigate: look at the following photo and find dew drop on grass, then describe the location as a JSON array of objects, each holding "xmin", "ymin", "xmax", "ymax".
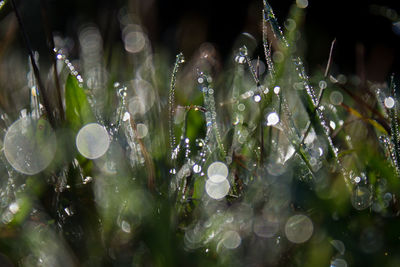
[
  {"xmin": 4, "ymin": 117, "xmax": 57, "ymax": 175},
  {"xmin": 330, "ymin": 91, "xmax": 343, "ymax": 105},
  {"xmin": 273, "ymin": 86, "xmax": 281, "ymax": 94},
  {"xmin": 205, "ymin": 179, "xmax": 230, "ymax": 200},
  {"xmin": 76, "ymin": 123, "xmax": 110, "ymax": 159},
  {"xmin": 221, "ymin": 230, "xmax": 241, "ymax": 249},
  {"xmin": 253, "ymin": 94, "xmax": 261, "ymax": 102},
  {"xmin": 122, "ymin": 112, "xmax": 130, "ymax": 121},
  {"xmin": 351, "ymin": 186, "xmax": 372, "ymax": 210},
  {"xmin": 384, "ymin": 97, "xmax": 395, "ymax": 109},
  {"xmin": 267, "ymin": 112, "xmax": 279, "ymax": 126},
  {"xmin": 193, "ymin": 164, "xmax": 202, "ymax": 173},
  {"xmin": 285, "ymin": 214, "xmax": 313, "ymax": 243}
]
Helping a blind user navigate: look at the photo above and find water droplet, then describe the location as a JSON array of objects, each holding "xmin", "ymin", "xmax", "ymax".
[
  {"xmin": 285, "ymin": 214, "xmax": 313, "ymax": 243},
  {"xmin": 76, "ymin": 123, "xmax": 110, "ymax": 159},
  {"xmin": 122, "ymin": 112, "xmax": 130, "ymax": 121},
  {"xmin": 198, "ymin": 77, "xmax": 204, "ymax": 84},
  {"xmin": 253, "ymin": 94, "xmax": 261, "ymax": 102},
  {"xmin": 4, "ymin": 117, "xmax": 57, "ymax": 175},
  {"xmin": 330, "ymin": 121, "xmax": 336, "ymax": 130},
  {"xmin": 193, "ymin": 164, "xmax": 202, "ymax": 173},
  {"xmin": 384, "ymin": 96, "xmax": 395, "ymax": 109},
  {"xmin": 9, "ymin": 202, "xmax": 19, "ymax": 214},
  {"xmin": 351, "ymin": 186, "xmax": 372, "ymax": 210},
  {"xmin": 221, "ymin": 230, "xmax": 241, "ymax": 249},
  {"xmin": 205, "ymin": 179, "xmax": 230, "ymax": 200},
  {"xmin": 274, "ymin": 86, "xmax": 281, "ymax": 94},
  {"xmin": 267, "ymin": 112, "xmax": 279, "ymax": 126}
]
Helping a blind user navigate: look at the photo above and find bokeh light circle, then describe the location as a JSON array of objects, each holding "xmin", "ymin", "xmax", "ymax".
[
  {"xmin": 4, "ymin": 117, "xmax": 57, "ymax": 175},
  {"xmin": 76, "ymin": 123, "xmax": 110, "ymax": 159}
]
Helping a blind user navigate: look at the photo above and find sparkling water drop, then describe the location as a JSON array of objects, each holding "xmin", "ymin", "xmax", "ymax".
[
  {"xmin": 253, "ymin": 94, "xmax": 261, "ymax": 102},
  {"xmin": 273, "ymin": 86, "xmax": 281, "ymax": 94},
  {"xmin": 384, "ymin": 97, "xmax": 395, "ymax": 109},
  {"xmin": 267, "ymin": 112, "xmax": 280, "ymax": 126},
  {"xmin": 285, "ymin": 214, "xmax": 313, "ymax": 243},
  {"xmin": 76, "ymin": 123, "xmax": 110, "ymax": 159},
  {"xmin": 193, "ymin": 164, "xmax": 202, "ymax": 173},
  {"xmin": 4, "ymin": 117, "xmax": 57, "ymax": 175}
]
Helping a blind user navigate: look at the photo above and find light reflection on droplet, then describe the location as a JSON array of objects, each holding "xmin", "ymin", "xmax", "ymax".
[
  {"xmin": 76, "ymin": 123, "xmax": 110, "ymax": 159},
  {"xmin": 330, "ymin": 121, "xmax": 336, "ymax": 130},
  {"xmin": 4, "ymin": 117, "xmax": 57, "ymax": 175},
  {"xmin": 274, "ymin": 86, "xmax": 281, "ymax": 94},
  {"xmin": 253, "ymin": 94, "xmax": 261, "ymax": 102},
  {"xmin": 285, "ymin": 214, "xmax": 313, "ymax": 243},
  {"xmin": 384, "ymin": 97, "xmax": 395, "ymax": 109},
  {"xmin": 9, "ymin": 202, "xmax": 20, "ymax": 214},
  {"xmin": 267, "ymin": 112, "xmax": 279, "ymax": 126},
  {"xmin": 122, "ymin": 112, "xmax": 130, "ymax": 121},
  {"xmin": 221, "ymin": 230, "xmax": 241, "ymax": 249},
  {"xmin": 330, "ymin": 91, "xmax": 343, "ymax": 105},
  {"xmin": 193, "ymin": 164, "xmax": 202, "ymax": 173},
  {"xmin": 136, "ymin": 123, "xmax": 148, "ymax": 139},
  {"xmin": 205, "ymin": 179, "xmax": 230, "ymax": 200}
]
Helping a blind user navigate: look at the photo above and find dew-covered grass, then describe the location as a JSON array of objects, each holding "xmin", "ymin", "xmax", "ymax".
[{"xmin": 0, "ymin": 0, "xmax": 399, "ymax": 266}]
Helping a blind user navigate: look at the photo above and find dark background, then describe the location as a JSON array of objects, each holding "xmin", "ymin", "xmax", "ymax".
[{"xmin": 5, "ymin": 0, "xmax": 400, "ymax": 83}]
